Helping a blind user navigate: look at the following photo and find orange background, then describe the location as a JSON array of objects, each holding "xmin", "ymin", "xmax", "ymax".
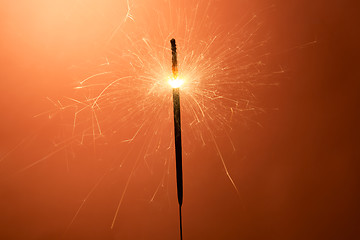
[{"xmin": 0, "ymin": 0, "xmax": 359, "ymax": 239}]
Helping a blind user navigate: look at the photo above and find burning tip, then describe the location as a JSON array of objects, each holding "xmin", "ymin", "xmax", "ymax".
[{"xmin": 168, "ymin": 77, "xmax": 184, "ymax": 88}]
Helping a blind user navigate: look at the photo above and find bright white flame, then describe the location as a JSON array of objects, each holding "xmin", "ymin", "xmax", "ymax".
[{"xmin": 168, "ymin": 77, "xmax": 184, "ymax": 88}]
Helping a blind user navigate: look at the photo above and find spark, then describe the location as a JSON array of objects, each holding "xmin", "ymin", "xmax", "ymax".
[
  {"xmin": 168, "ymin": 77, "xmax": 184, "ymax": 88},
  {"xmin": 107, "ymin": 0, "xmax": 134, "ymax": 45},
  {"xmin": 66, "ymin": 172, "xmax": 108, "ymax": 233},
  {"xmin": 79, "ymin": 71, "xmax": 112, "ymax": 85}
]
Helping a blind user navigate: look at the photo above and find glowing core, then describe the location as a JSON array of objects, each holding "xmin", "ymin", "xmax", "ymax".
[{"xmin": 168, "ymin": 77, "xmax": 184, "ymax": 88}]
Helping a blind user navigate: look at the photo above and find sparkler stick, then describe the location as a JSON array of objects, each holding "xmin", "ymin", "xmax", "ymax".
[{"xmin": 170, "ymin": 38, "xmax": 183, "ymax": 240}]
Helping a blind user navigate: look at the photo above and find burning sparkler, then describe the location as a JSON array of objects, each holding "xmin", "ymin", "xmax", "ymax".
[
  {"xmin": 170, "ymin": 38, "xmax": 184, "ymax": 240},
  {"xmin": 9, "ymin": 1, "xmax": 280, "ymax": 238}
]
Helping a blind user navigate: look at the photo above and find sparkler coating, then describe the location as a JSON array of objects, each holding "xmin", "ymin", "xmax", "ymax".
[{"xmin": 171, "ymin": 38, "xmax": 183, "ymax": 240}]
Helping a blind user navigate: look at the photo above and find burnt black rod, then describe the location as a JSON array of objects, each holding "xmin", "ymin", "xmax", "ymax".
[{"xmin": 171, "ymin": 38, "xmax": 183, "ymax": 240}]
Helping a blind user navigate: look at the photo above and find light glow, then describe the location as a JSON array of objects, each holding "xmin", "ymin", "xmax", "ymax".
[{"xmin": 168, "ymin": 77, "xmax": 184, "ymax": 88}]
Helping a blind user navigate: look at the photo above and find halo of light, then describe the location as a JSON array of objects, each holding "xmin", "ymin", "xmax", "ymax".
[{"xmin": 168, "ymin": 77, "xmax": 184, "ymax": 88}]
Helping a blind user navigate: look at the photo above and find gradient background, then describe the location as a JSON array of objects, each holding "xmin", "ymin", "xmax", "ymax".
[{"xmin": 0, "ymin": 0, "xmax": 359, "ymax": 239}]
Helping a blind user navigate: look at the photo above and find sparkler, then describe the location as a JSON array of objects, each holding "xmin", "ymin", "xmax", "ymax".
[
  {"xmin": 10, "ymin": 1, "xmax": 280, "ymax": 238},
  {"xmin": 170, "ymin": 38, "xmax": 184, "ymax": 240}
]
